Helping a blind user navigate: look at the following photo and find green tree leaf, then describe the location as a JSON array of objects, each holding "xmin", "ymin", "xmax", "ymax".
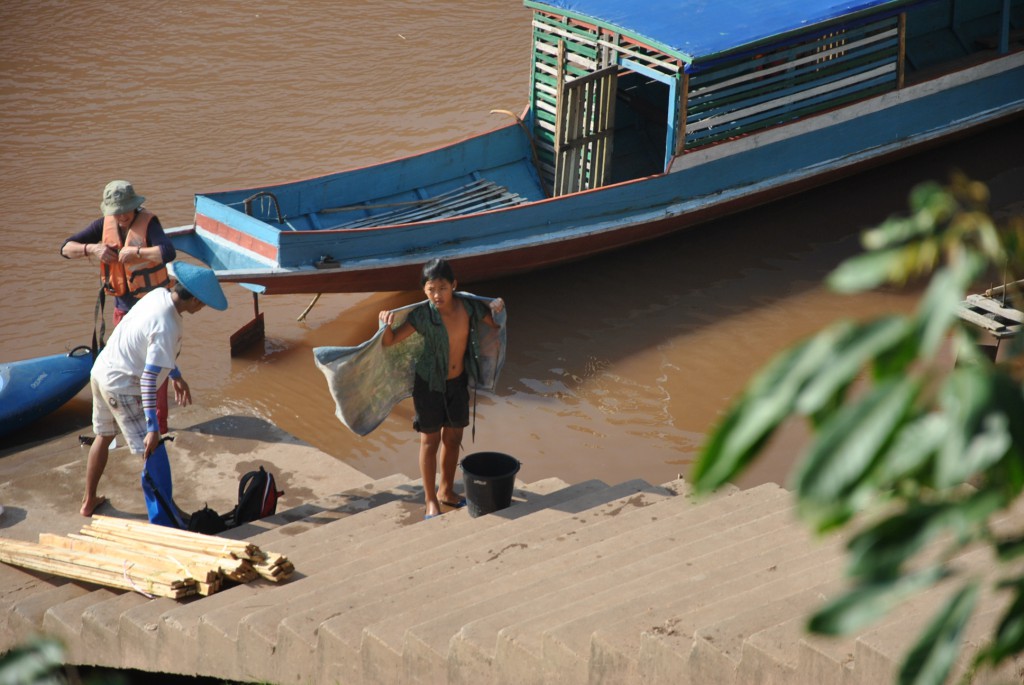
[
  {"xmin": 908, "ymin": 181, "xmax": 957, "ymax": 221},
  {"xmin": 898, "ymin": 582, "xmax": 979, "ymax": 685},
  {"xmin": 828, "ymin": 247, "xmax": 911, "ymax": 293},
  {"xmin": 0, "ymin": 637, "xmax": 65, "ymax": 685},
  {"xmin": 873, "ymin": 412, "xmax": 947, "ymax": 486},
  {"xmin": 847, "ymin": 504, "xmax": 946, "ymax": 580},
  {"xmin": 692, "ymin": 175, "xmax": 1024, "ymax": 679},
  {"xmin": 808, "ymin": 566, "xmax": 948, "ymax": 635},
  {"xmin": 935, "ymin": 369, "xmax": 1012, "ymax": 488},
  {"xmin": 794, "ymin": 377, "xmax": 919, "ymax": 517},
  {"xmin": 794, "ymin": 317, "xmax": 911, "ymax": 416},
  {"xmin": 847, "ymin": 491, "xmax": 1004, "ymax": 580},
  {"xmin": 978, "ymin": 578, "xmax": 1024, "ymax": 665},
  {"xmin": 694, "ymin": 326, "xmax": 849, "ymax": 492},
  {"xmin": 862, "ymin": 215, "xmax": 934, "ymax": 251},
  {"xmin": 995, "ymin": 535, "xmax": 1024, "ymax": 561},
  {"xmin": 913, "ymin": 267, "xmax": 965, "ymax": 359},
  {"xmin": 955, "ymin": 413, "xmax": 1011, "ymax": 483}
]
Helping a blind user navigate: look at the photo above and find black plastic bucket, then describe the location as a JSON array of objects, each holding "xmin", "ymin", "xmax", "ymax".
[{"xmin": 460, "ymin": 452, "xmax": 521, "ymax": 518}]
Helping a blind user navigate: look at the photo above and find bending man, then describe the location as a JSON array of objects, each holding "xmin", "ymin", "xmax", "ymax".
[{"xmin": 81, "ymin": 263, "xmax": 227, "ymax": 520}]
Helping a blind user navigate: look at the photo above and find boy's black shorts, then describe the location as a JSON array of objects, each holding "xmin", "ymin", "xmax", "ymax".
[{"xmin": 413, "ymin": 372, "xmax": 470, "ymax": 433}]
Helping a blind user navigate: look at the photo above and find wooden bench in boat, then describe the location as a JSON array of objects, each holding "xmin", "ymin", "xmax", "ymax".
[{"xmin": 321, "ymin": 179, "xmax": 529, "ymax": 229}]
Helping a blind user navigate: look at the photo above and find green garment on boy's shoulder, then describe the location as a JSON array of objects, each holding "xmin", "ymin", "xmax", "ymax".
[
  {"xmin": 312, "ymin": 292, "xmax": 506, "ymax": 436},
  {"xmin": 406, "ymin": 295, "xmax": 491, "ymax": 393}
]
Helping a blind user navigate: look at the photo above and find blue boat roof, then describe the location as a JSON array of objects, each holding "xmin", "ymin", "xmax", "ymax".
[{"xmin": 524, "ymin": 0, "xmax": 922, "ymax": 62}]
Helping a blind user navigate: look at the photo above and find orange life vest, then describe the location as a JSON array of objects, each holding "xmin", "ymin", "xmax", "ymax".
[{"xmin": 100, "ymin": 210, "xmax": 171, "ymax": 299}]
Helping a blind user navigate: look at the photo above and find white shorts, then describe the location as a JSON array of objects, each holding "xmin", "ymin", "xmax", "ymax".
[{"xmin": 90, "ymin": 376, "xmax": 147, "ymax": 455}]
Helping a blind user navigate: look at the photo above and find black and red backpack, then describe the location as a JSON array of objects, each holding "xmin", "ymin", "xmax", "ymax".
[{"xmin": 225, "ymin": 465, "xmax": 284, "ymax": 527}]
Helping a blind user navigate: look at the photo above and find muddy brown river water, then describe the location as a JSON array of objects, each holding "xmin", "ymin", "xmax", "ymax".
[{"xmin": 2, "ymin": 1, "xmax": 1022, "ymax": 490}]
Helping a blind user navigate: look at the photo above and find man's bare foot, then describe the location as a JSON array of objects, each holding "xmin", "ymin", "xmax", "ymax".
[
  {"xmin": 80, "ymin": 495, "xmax": 108, "ymax": 517},
  {"xmin": 424, "ymin": 500, "xmax": 441, "ymax": 519}
]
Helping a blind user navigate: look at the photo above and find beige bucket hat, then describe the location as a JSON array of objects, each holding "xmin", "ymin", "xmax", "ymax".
[{"xmin": 100, "ymin": 180, "xmax": 146, "ymax": 216}]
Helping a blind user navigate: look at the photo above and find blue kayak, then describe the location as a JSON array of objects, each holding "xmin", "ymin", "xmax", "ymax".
[{"xmin": 0, "ymin": 346, "xmax": 94, "ymax": 438}]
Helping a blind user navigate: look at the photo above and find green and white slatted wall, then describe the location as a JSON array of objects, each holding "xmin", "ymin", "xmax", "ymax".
[{"xmin": 685, "ymin": 15, "xmax": 902, "ymax": 149}]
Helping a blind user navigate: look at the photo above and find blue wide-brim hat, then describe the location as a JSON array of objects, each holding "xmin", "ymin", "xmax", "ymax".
[{"xmin": 171, "ymin": 262, "xmax": 228, "ymax": 311}]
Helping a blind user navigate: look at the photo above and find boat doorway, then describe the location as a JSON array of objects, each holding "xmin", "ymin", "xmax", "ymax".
[
  {"xmin": 550, "ymin": 63, "xmax": 673, "ymax": 194},
  {"xmin": 608, "ymin": 69, "xmax": 672, "ymax": 184},
  {"xmin": 529, "ymin": 10, "xmax": 684, "ymax": 197}
]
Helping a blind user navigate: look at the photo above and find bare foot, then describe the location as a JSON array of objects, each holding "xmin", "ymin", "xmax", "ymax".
[
  {"xmin": 438, "ymin": 494, "xmax": 467, "ymax": 509},
  {"xmin": 80, "ymin": 495, "xmax": 108, "ymax": 517}
]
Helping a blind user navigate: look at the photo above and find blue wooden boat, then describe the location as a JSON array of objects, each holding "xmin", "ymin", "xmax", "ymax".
[
  {"xmin": 167, "ymin": 0, "xmax": 1024, "ymax": 295},
  {"xmin": 0, "ymin": 346, "xmax": 93, "ymax": 438}
]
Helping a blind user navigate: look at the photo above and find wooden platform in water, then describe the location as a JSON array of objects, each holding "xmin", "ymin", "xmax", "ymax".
[{"xmin": 958, "ymin": 291, "xmax": 1024, "ymax": 339}]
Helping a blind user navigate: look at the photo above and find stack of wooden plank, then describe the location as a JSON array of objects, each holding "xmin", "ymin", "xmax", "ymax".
[{"xmin": 0, "ymin": 515, "xmax": 293, "ymax": 599}]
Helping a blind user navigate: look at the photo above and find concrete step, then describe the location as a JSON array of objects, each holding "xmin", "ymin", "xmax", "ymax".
[
  {"xmin": 6, "ymin": 473, "xmax": 435, "ymax": 677},
  {"xmin": 0, "ymin": 407, "xmax": 373, "ymax": 545},
  {"xmin": 391, "ymin": 480, "xmax": 700, "ymax": 685},
  {"xmin": 191, "ymin": 478, "xmax": 581, "ymax": 683},
  {"xmin": 80, "ymin": 591, "xmax": 150, "ymax": 666},
  {"xmin": 717, "ymin": 576, "xmax": 847, "ymax": 685},
  {"xmin": 557, "ymin": 518, "xmax": 835, "ymax": 683},
  {"xmin": 356, "ymin": 479, "xmax": 684, "ymax": 685},
  {"xmin": 223, "ymin": 473, "xmax": 421, "ymax": 554},
  {"xmin": 165, "ymin": 478, "xmax": 565, "ymax": 681},
  {"xmin": 41, "ymin": 588, "xmax": 122, "ymax": 664},
  {"xmin": 222, "ymin": 472, "xmax": 414, "ymax": 542},
  {"xmin": 3, "ymin": 469, "xmax": 1019, "ymax": 685},
  {"xmin": 6, "ymin": 582, "xmax": 89, "ymax": 648},
  {"xmin": 0, "ymin": 563, "xmax": 71, "ymax": 651},
  {"xmin": 120, "ymin": 473, "xmax": 424, "ymax": 676},
  {"xmin": 153, "ymin": 475, "xmax": 475, "ymax": 678},
  {"xmin": 638, "ymin": 552, "xmax": 847, "ymax": 685},
  {"xmin": 0, "ymin": 435, "xmax": 82, "ymax": 483},
  {"xmin": 507, "ymin": 486, "xmax": 805, "ymax": 684},
  {"xmin": 439, "ymin": 482, "xmax": 772, "ymax": 684},
  {"xmin": 752, "ymin": 530, "xmax": 1008, "ymax": 685},
  {"xmin": 0, "ymin": 447, "xmax": 97, "ymax": 541},
  {"xmin": 851, "ymin": 559, "xmax": 1013, "ymax": 685},
  {"xmin": 240, "ymin": 478, "xmax": 612, "ymax": 684}
]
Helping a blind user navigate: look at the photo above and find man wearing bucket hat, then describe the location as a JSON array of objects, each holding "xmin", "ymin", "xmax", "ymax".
[
  {"xmin": 80, "ymin": 262, "xmax": 227, "ymax": 522},
  {"xmin": 61, "ymin": 180, "xmax": 178, "ymax": 432}
]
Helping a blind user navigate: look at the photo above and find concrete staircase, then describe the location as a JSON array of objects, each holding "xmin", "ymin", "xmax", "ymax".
[{"xmin": 2, "ymin": 475, "xmax": 1022, "ymax": 685}]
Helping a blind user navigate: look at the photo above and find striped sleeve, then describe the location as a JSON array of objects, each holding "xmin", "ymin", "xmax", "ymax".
[{"xmin": 141, "ymin": 364, "xmax": 166, "ymax": 433}]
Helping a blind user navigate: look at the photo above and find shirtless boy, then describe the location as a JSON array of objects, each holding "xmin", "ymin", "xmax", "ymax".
[{"xmin": 379, "ymin": 259, "xmax": 504, "ymax": 519}]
